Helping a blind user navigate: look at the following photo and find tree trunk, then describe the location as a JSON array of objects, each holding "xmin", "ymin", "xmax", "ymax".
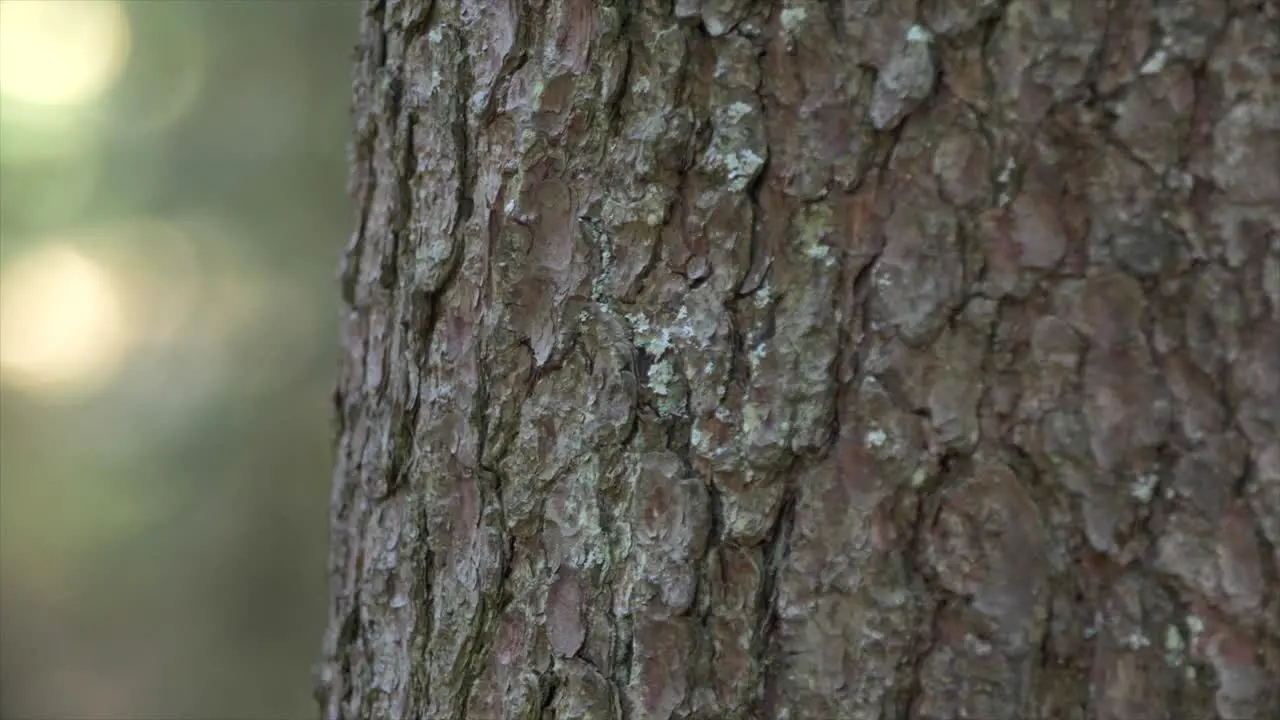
[{"xmin": 317, "ymin": 0, "xmax": 1280, "ymax": 717}]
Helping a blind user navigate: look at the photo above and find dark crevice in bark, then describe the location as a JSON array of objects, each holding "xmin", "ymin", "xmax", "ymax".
[
  {"xmin": 611, "ymin": 611, "xmax": 634, "ymax": 706},
  {"xmin": 455, "ymin": 471, "xmax": 513, "ymax": 720},
  {"xmin": 751, "ymin": 466, "xmax": 797, "ymax": 717},
  {"xmin": 899, "ymin": 529, "xmax": 942, "ymax": 720},
  {"xmin": 601, "ymin": 4, "xmax": 635, "ymax": 154},
  {"xmin": 410, "ymin": 541, "xmax": 436, "ymax": 715},
  {"xmin": 380, "ymin": 92, "xmax": 414, "ymax": 291},
  {"xmin": 451, "ymin": 28, "xmax": 476, "ymax": 232},
  {"xmin": 368, "ymin": 0, "xmax": 389, "ymax": 69},
  {"xmin": 1080, "ymin": 0, "xmax": 1118, "ymax": 104},
  {"xmin": 734, "ymin": 194, "xmax": 770, "ymax": 299},
  {"xmin": 535, "ymin": 673, "xmax": 559, "ymax": 720},
  {"xmin": 481, "ymin": 46, "xmax": 530, "ymax": 128}
]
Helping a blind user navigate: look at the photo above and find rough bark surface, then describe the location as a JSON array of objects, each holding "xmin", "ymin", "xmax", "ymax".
[{"xmin": 318, "ymin": 0, "xmax": 1280, "ymax": 718}]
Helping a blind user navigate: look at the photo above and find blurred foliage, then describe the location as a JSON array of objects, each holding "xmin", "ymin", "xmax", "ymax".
[{"xmin": 0, "ymin": 1, "xmax": 358, "ymax": 716}]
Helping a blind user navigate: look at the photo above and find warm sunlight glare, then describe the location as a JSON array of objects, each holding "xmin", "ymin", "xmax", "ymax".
[
  {"xmin": 0, "ymin": 245, "xmax": 129, "ymax": 392},
  {"xmin": 0, "ymin": 0, "xmax": 131, "ymax": 107}
]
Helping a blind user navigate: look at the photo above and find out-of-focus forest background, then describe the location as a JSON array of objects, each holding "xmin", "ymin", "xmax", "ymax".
[{"xmin": 0, "ymin": 1, "xmax": 357, "ymax": 716}]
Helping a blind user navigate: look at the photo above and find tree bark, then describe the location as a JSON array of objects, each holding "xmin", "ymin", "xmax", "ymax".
[{"xmin": 317, "ymin": 0, "xmax": 1280, "ymax": 717}]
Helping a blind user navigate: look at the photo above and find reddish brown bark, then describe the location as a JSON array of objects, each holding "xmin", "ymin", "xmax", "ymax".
[{"xmin": 319, "ymin": 1, "xmax": 1280, "ymax": 718}]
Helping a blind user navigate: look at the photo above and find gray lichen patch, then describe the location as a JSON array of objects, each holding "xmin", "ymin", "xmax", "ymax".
[
  {"xmin": 701, "ymin": 100, "xmax": 767, "ymax": 192},
  {"xmin": 625, "ymin": 307, "xmax": 694, "ymax": 358},
  {"xmin": 793, "ymin": 202, "xmax": 838, "ymax": 264},
  {"xmin": 645, "ymin": 355, "xmax": 689, "ymax": 418}
]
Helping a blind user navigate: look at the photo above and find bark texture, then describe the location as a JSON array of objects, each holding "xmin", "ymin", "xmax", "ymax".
[{"xmin": 318, "ymin": 0, "xmax": 1280, "ymax": 717}]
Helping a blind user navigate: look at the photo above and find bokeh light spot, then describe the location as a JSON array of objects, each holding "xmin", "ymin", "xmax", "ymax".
[
  {"xmin": 0, "ymin": 0, "xmax": 131, "ymax": 107},
  {"xmin": 0, "ymin": 244, "xmax": 130, "ymax": 392}
]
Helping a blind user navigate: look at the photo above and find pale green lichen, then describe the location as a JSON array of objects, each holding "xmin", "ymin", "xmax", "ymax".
[
  {"xmin": 627, "ymin": 306, "xmax": 695, "ymax": 356},
  {"xmin": 571, "ymin": 454, "xmax": 613, "ymax": 570},
  {"xmin": 753, "ymin": 281, "xmax": 773, "ymax": 309},
  {"xmin": 1163, "ymin": 625, "xmax": 1186, "ymax": 667},
  {"xmin": 1140, "ymin": 49, "xmax": 1169, "ymax": 75},
  {"xmin": 657, "ymin": 395, "xmax": 686, "ymax": 419},
  {"xmin": 723, "ymin": 149, "xmax": 765, "ymax": 192},
  {"xmin": 704, "ymin": 100, "xmax": 765, "ymax": 192},
  {"xmin": 582, "ymin": 225, "xmax": 614, "ymax": 306},
  {"xmin": 996, "ymin": 157, "xmax": 1018, "ymax": 207},
  {"xmin": 648, "ymin": 357, "xmax": 677, "ymax": 396},
  {"xmin": 646, "ymin": 356, "xmax": 686, "ymax": 418},
  {"xmin": 780, "ymin": 7, "xmax": 808, "ymax": 33},
  {"xmin": 796, "ymin": 204, "xmax": 836, "ymax": 264},
  {"xmin": 724, "ymin": 101, "xmax": 754, "ymax": 124},
  {"xmin": 1130, "ymin": 472, "xmax": 1159, "ymax": 503},
  {"xmin": 1185, "ymin": 613, "xmax": 1205, "ymax": 636},
  {"xmin": 805, "ymin": 243, "xmax": 832, "ymax": 261},
  {"xmin": 1122, "ymin": 630, "xmax": 1151, "ymax": 650},
  {"xmin": 907, "ymin": 24, "xmax": 933, "ymax": 43},
  {"xmin": 865, "ymin": 429, "xmax": 888, "ymax": 448},
  {"xmin": 626, "ymin": 313, "xmax": 667, "ymax": 355},
  {"xmin": 741, "ymin": 403, "xmax": 766, "ymax": 438}
]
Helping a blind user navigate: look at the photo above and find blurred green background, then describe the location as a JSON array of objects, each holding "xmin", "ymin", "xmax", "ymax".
[{"xmin": 0, "ymin": 1, "xmax": 358, "ymax": 716}]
